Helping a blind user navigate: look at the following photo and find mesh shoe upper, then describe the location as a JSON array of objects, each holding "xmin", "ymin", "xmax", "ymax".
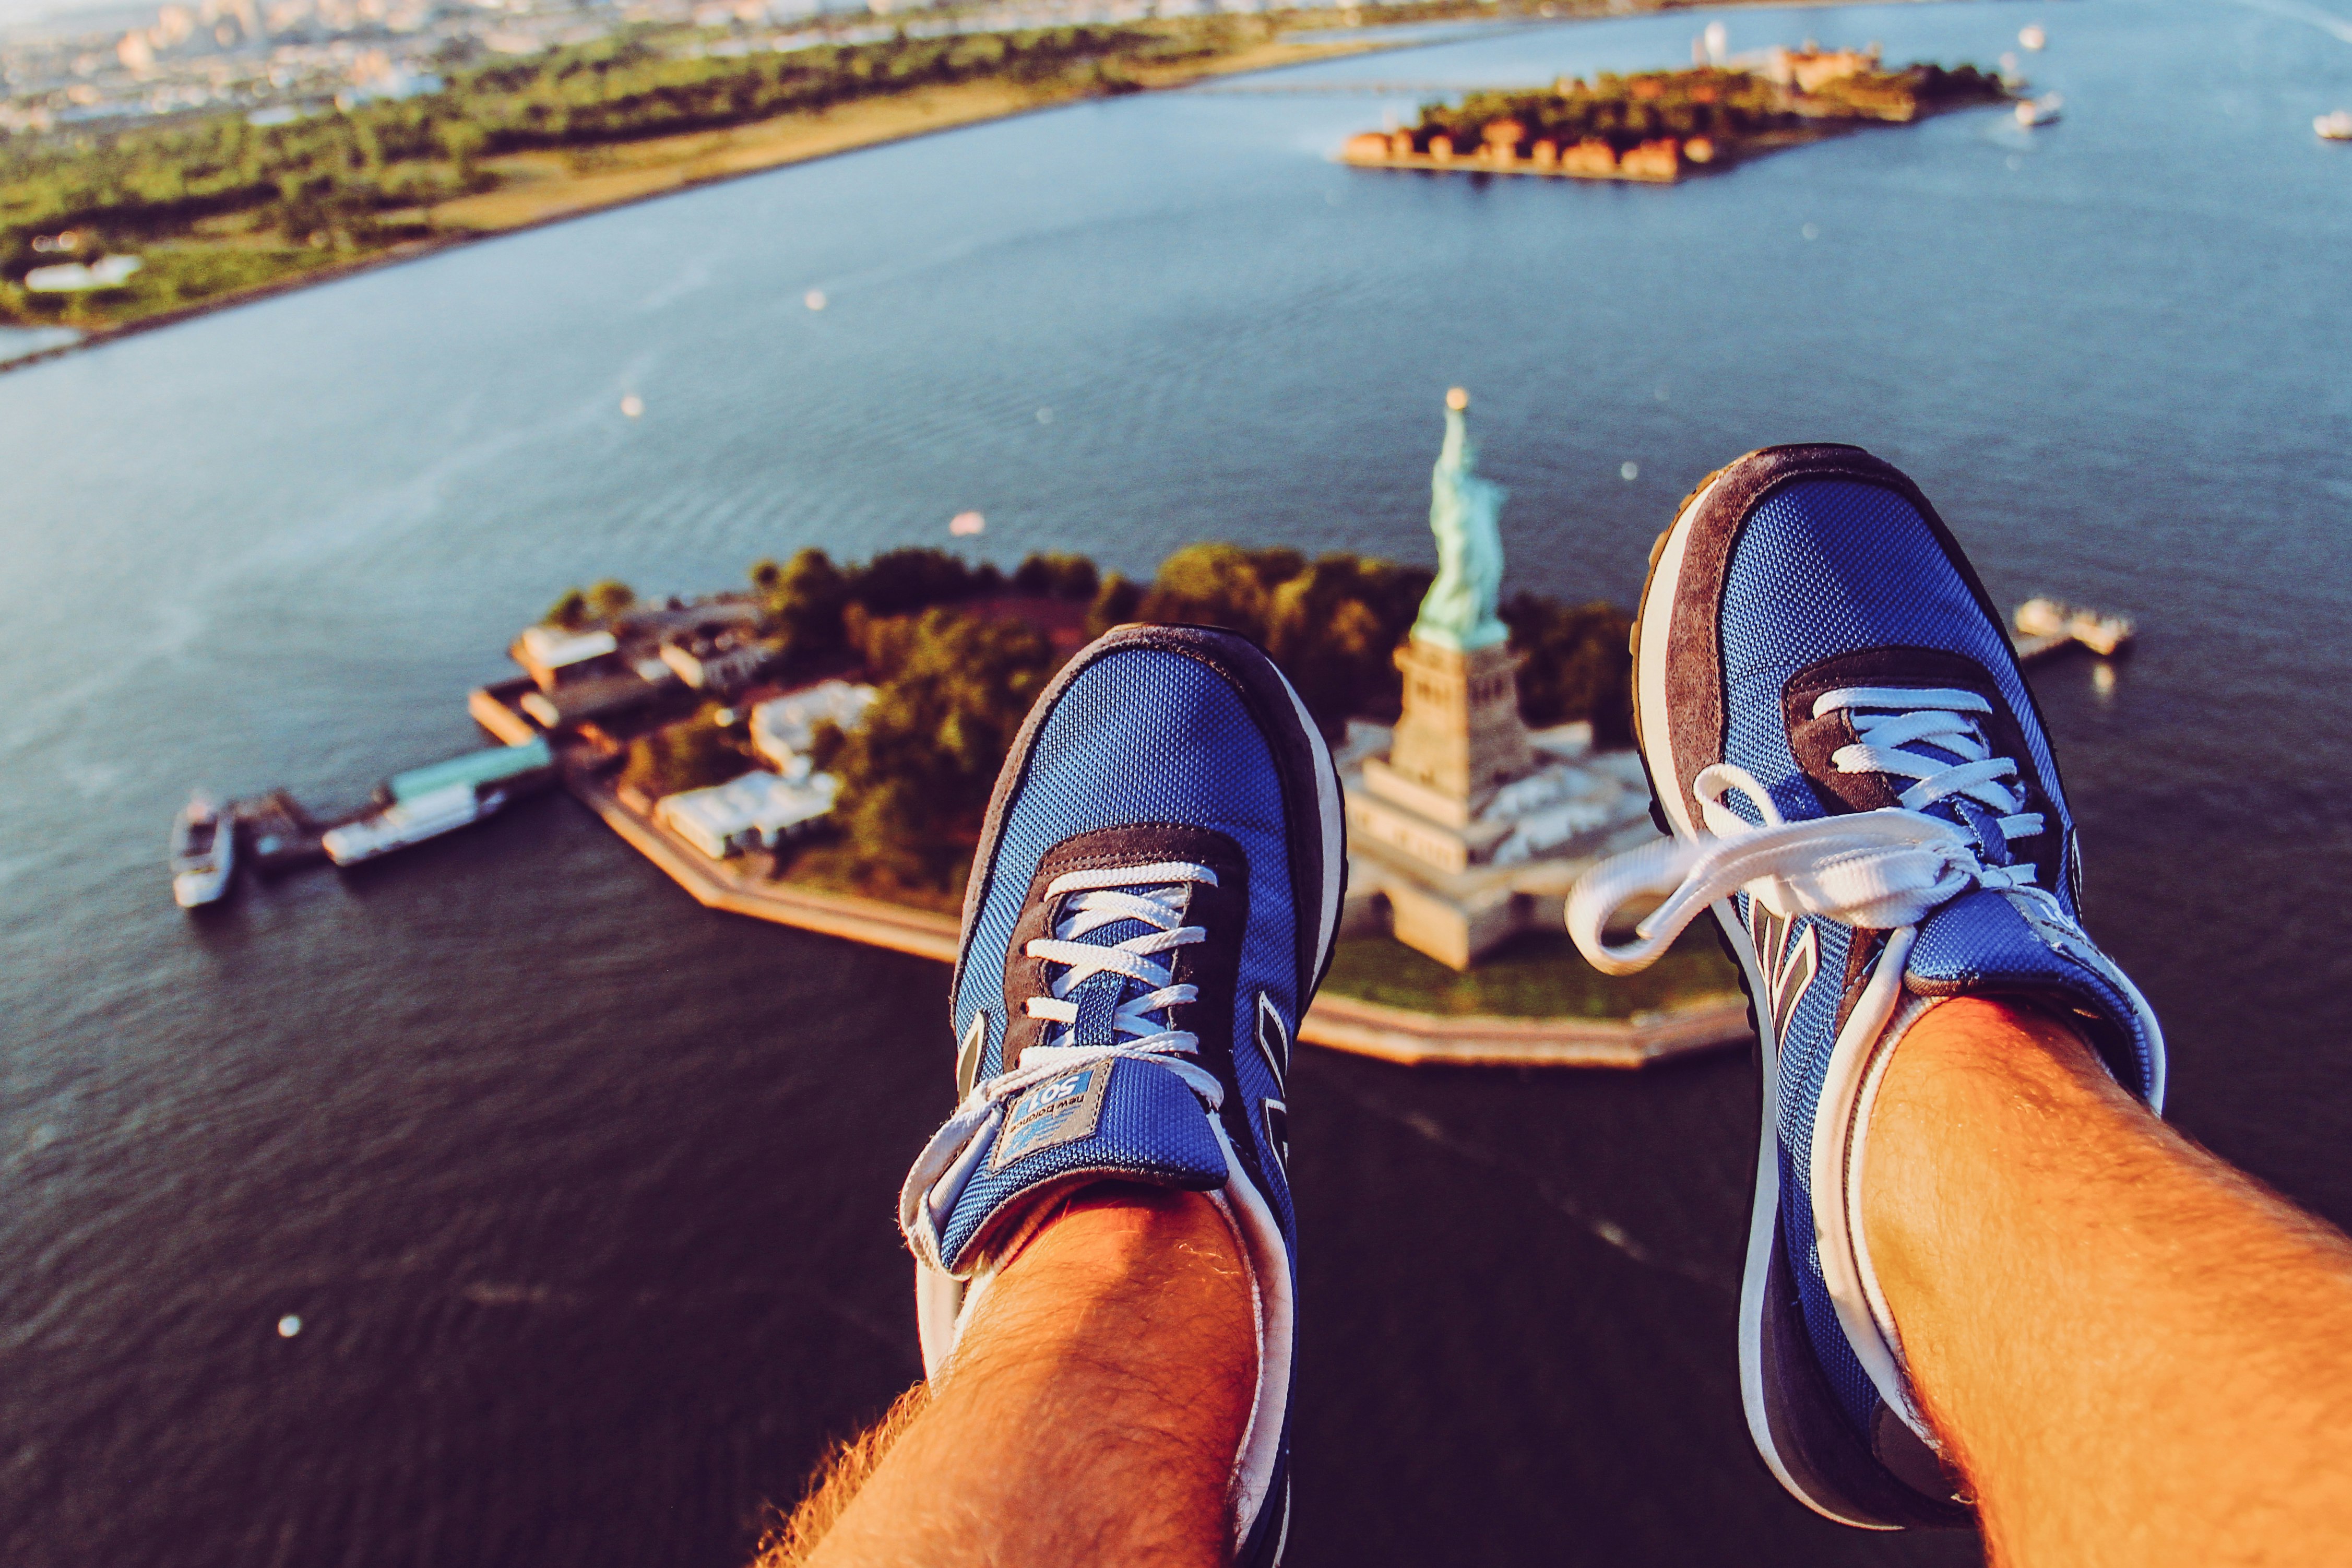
[
  {"xmin": 1570, "ymin": 445, "xmax": 2166, "ymax": 1529},
  {"xmin": 899, "ymin": 624, "xmax": 1338, "ymax": 1568},
  {"xmin": 1721, "ymin": 479, "xmax": 2163, "ymax": 1439}
]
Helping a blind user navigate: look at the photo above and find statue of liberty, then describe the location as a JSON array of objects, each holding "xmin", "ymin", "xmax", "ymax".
[{"xmin": 1411, "ymin": 387, "xmax": 1511, "ymax": 652}]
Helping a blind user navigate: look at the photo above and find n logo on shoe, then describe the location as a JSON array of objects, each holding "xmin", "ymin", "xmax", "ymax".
[
  {"xmin": 1263, "ymin": 1099, "xmax": 1289, "ymax": 1169},
  {"xmin": 1255, "ymin": 991, "xmax": 1291, "ymax": 1095},
  {"xmin": 1747, "ymin": 903, "xmax": 1820, "ymax": 1040}
]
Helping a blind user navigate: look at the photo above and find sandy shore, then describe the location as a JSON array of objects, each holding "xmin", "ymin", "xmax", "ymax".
[{"xmin": 431, "ymin": 37, "xmax": 1397, "ymax": 232}]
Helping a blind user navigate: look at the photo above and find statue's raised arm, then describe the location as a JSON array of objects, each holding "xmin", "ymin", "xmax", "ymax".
[{"xmin": 1411, "ymin": 387, "xmax": 1511, "ymax": 653}]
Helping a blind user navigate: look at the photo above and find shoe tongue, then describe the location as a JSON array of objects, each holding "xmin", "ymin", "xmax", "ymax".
[
  {"xmin": 1886, "ymin": 723, "xmax": 2022, "ymax": 866},
  {"xmin": 1947, "ymin": 796, "xmax": 2013, "ymax": 866},
  {"xmin": 1068, "ymin": 971, "xmax": 1127, "ymax": 1047},
  {"xmin": 1057, "ymin": 887, "xmax": 1181, "ymax": 1048}
]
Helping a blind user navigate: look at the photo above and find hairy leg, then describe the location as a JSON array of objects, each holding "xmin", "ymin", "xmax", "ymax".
[
  {"xmin": 1865, "ymin": 997, "xmax": 2352, "ymax": 1566},
  {"xmin": 757, "ymin": 1385, "xmax": 932, "ymax": 1567},
  {"xmin": 775, "ymin": 1183, "xmax": 1256, "ymax": 1568}
]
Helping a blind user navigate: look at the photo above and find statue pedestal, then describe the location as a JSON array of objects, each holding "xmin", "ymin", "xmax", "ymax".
[
  {"xmin": 1327, "ymin": 390, "xmax": 1660, "ymax": 969},
  {"xmin": 1336, "ymin": 637, "xmax": 1653, "ymax": 969},
  {"xmin": 1382, "ymin": 638, "xmax": 1534, "ymax": 812},
  {"xmin": 1336, "ymin": 718, "xmax": 1658, "ymax": 970}
]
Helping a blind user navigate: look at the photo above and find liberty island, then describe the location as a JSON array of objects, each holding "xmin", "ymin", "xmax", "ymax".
[{"xmin": 434, "ymin": 386, "xmax": 1748, "ymax": 1063}]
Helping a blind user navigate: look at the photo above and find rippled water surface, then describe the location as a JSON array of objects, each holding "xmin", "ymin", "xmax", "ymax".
[{"xmin": 6, "ymin": 2, "xmax": 2352, "ymax": 1562}]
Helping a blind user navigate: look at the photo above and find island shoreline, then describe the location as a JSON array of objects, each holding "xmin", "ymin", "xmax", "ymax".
[
  {"xmin": 0, "ymin": 34, "xmax": 1408, "ymax": 377},
  {"xmin": 562, "ymin": 744, "xmax": 1751, "ymax": 1069},
  {"xmin": 0, "ymin": 0, "xmax": 1974, "ymax": 377}
]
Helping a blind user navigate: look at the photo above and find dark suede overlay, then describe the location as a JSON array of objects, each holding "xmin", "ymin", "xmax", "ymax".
[
  {"xmin": 1780, "ymin": 645, "xmax": 2064, "ymax": 894},
  {"xmin": 1758, "ymin": 1222, "xmax": 1974, "ymax": 1527},
  {"xmin": 1654, "ymin": 445, "xmax": 2069, "ymax": 894},
  {"xmin": 1829, "ymin": 929, "xmax": 1886, "ymax": 1042},
  {"xmin": 1000, "ymin": 822, "xmax": 1249, "ymax": 1079}
]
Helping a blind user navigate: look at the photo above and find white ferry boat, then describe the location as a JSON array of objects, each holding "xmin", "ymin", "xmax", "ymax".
[
  {"xmin": 170, "ymin": 792, "xmax": 235, "ymax": 908},
  {"xmin": 323, "ymin": 782, "xmax": 503, "ymax": 865},
  {"xmin": 2317, "ymin": 110, "xmax": 2352, "ymax": 141},
  {"xmin": 2016, "ymin": 93, "xmax": 2064, "ymax": 127},
  {"xmin": 2014, "ymin": 597, "xmax": 2135, "ymax": 659},
  {"xmin": 320, "ymin": 738, "xmax": 553, "ymax": 867}
]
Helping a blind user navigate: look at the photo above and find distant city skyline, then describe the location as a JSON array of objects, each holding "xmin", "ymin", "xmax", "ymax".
[{"xmin": 0, "ymin": 0, "xmax": 148, "ymax": 38}]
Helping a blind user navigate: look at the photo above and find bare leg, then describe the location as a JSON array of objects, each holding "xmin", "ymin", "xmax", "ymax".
[
  {"xmin": 1866, "ymin": 998, "xmax": 2352, "ymax": 1566},
  {"xmin": 777, "ymin": 1183, "xmax": 1256, "ymax": 1568}
]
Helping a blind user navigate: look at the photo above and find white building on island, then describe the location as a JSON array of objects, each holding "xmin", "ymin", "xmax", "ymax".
[
  {"xmin": 657, "ymin": 770, "xmax": 842, "ymax": 859},
  {"xmin": 750, "ymin": 681, "xmax": 876, "ymax": 776}
]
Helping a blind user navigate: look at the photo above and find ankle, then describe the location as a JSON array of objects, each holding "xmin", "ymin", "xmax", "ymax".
[
  {"xmin": 1006, "ymin": 1182, "xmax": 1240, "ymax": 1279},
  {"xmin": 1858, "ymin": 1000, "xmax": 2134, "ymax": 1397}
]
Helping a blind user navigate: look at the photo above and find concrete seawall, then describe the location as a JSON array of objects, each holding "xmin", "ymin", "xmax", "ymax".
[{"xmin": 493, "ymin": 686, "xmax": 1751, "ymax": 1070}]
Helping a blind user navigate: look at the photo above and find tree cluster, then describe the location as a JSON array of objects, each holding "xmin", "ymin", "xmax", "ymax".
[
  {"xmin": 806, "ymin": 607, "xmax": 1063, "ymax": 890},
  {"xmin": 1417, "ymin": 70, "xmax": 1784, "ymax": 155},
  {"xmin": 544, "ymin": 578, "xmax": 638, "ymax": 629},
  {"xmin": 584, "ymin": 540, "xmax": 1634, "ymax": 889},
  {"xmin": 1009, "ymin": 551, "xmax": 1099, "ymax": 602},
  {"xmin": 1500, "ymin": 593, "xmax": 1634, "ymax": 747},
  {"xmin": 1128, "ymin": 543, "xmax": 1433, "ymax": 738},
  {"xmin": 616, "ymin": 702, "xmax": 745, "ymax": 799},
  {"xmin": 1409, "ymin": 62, "xmax": 1998, "ymax": 156},
  {"xmin": 750, "ymin": 545, "xmax": 1007, "ymax": 670}
]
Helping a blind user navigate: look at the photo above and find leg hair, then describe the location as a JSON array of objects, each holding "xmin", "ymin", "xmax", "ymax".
[{"xmin": 753, "ymin": 1383, "xmax": 932, "ymax": 1567}]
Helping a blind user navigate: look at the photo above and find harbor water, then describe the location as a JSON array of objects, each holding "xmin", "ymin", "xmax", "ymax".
[{"xmin": 6, "ymin": 1, "xmax": 2352, "ymax": 1562}]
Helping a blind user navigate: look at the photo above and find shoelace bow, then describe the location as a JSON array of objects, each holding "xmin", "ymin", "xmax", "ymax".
[
  {"xmin": 900, "ymin": 860, "xmax": 1222, "ymax": 1270},
  {"xmin": 1567, "ymin": 687, "xmax": 2059, "ymax": 975}
]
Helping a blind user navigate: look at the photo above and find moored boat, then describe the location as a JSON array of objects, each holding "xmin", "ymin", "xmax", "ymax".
[
  {"xmin": 322, "ymin": 782, "xmax": 507, "ymax": 865},
  {"xmin": 2317, "ymin": 110, "xmax": 2352, "ymax": 141},
  {"xmin": 2014, "ymin": 597, "xmax": 2135, "ymax": 659},
  {"xmin": 319, "ymin": 738, "xmax": 554, "ymax": 866},
  {"xmin": 170, "ymin": 791, "xmax": 236, "ymax": 908},
  {"xmin": 2016, "ymin": 93, "xmax": 2064, "ymax": 127}
]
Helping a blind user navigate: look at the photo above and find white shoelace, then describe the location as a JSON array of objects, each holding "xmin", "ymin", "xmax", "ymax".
[
  {"xmin": 1822, "ymin": 686, "xmax": 2043, "ymax": 844},
  {"xmin": 900, "ymin": 860, "xmax": 1224, "ymax": 1273},
  {"xmin": 1566, "ymin": 690, "xmax": 2056, "ymax": 976}
]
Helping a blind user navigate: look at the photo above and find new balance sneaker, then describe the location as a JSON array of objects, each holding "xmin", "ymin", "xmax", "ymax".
[
  {"xmin": 898, "ymin": 622, "xmax": 1343, "ymax": 1568},
  {"xmin": 1565, "ymin": 444, "xmax": 2166, "ymax": 1528}
]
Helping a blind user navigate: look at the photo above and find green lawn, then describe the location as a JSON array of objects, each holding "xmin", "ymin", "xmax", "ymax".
[{"xmin": 1322, "ymin": 925, "xmax": 1742, "ymax": 1019}]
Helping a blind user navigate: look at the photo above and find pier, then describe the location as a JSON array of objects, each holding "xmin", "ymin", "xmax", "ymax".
[
  {"xmin": 2010, "ymin": 598, "xmax": 2136, "ymax": 664},
  {"xmin": 232, "ymin": 789, "xmax": 336, "ymax": 875}
]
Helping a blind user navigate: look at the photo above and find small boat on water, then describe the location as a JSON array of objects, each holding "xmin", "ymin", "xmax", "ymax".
[
  {"xmin": 319, "ymin": 738, "xmax": 554, "ymax": 866},
  {"xmin": 2317, "ymin": 109, "xmax": 2352, "ymax": 141},
  {"xmin": 2018, "ymin": 23, "xmax": 2047, "ymax": 50},
  {"xmin": 2014, "ymin": 597, "xmax": 2135, "ymax": 659},
  {"xmin": 2016, "ymin": 93, "xmax": 2064, "ymax": 128},
  {"xmin": 170, "ymin": 791, "xmax": 236, "ymax": 908},
  {"xmin": 322, "ymin": 781, "xmax": 515, "ymax": 865}
]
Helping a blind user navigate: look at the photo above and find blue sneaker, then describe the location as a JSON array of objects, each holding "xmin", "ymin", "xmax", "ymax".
[
  {"xmin": 898, "ymin": 623, "xmax": 1343, "ymax": 1567},
  {"xmin": 1566, "ymin": 445, "xmax": 2166, "ymax": 1528}
]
